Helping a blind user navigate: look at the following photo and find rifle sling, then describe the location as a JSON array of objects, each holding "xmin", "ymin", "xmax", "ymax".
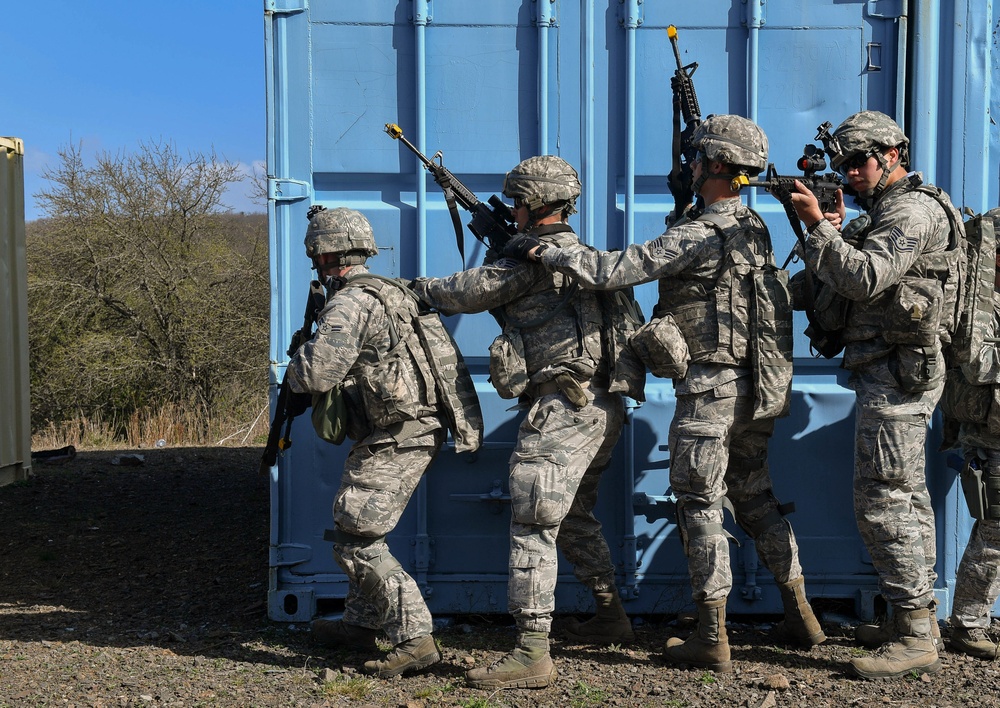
[{"xmin": 436, "ymin": 174, "xmax": 466, "ymax": 268}]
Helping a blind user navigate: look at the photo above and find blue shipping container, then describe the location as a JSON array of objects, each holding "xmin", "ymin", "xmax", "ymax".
[{"xmin": 264, "ymin": 0, "xmax": 1000, "ymax": 623}]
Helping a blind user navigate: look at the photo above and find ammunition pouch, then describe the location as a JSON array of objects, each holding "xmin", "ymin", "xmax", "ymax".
[
  {"xmin": 883, "ymin": 276, "xmax": 944, "ymax": 347},
  {"xmin": 489, "ymin": 329, "xmax": 529, "ymax": 399},
  {"xmin": 893, "ymin": 343, "xmax": 941, "ymax": 393}
]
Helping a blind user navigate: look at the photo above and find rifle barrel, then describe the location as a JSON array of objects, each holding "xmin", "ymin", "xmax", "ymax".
[{"xmin": 384, "ymin": 123, "xmax": 434, "ymax": 169}]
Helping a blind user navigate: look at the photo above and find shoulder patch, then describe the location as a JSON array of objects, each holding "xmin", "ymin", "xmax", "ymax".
[
  {"xmin": 318, "ymin": 322, "xmax": 344, "ymax": 335},
  {"xmin": 650, "ymin": 246, "xmax": 681, "ymax": 261},
  {"xmin": 490, "ymin": 257, "xmax": 523, "ymax": 270},
  {"xmin": 888, "ymin": 226, "xmax": 917, "ymax": 253}
]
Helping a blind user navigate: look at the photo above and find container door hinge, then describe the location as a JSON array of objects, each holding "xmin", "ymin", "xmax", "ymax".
[
  {"xmin": 264, "ymin": 0, "xmax": 307, "ymax": 15},
  {"xmin": 411, "ymin": 0, "xmax": 432, "ymax": 25},
  {"xmin": 270, "ymin": 543, "xmax": 312, "ymax": 567},
  {"xmin": 742, "ymin": 0, "xmax": 766, "ymax": 29},
  {"xmin": 268, "ymin": 177, "xmax": 310, "ymax": 202},
  {"xmin": 535, "ymin": 0, "xmax": 557, "ymax": 27},
  {"xmin": 866, "ymin": 0, "xmax": 905, "ymax": 19},
  {"xmin": 618, "ymin": 0, "xmax": 643, "ymax": 29}
]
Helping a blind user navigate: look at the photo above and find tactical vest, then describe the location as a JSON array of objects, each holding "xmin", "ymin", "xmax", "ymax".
[
  {"xmin": 842, "ymin": 177, "xmax": 966, "ymax": 346},
  {"xmin": 497, "ymin": 225, "xmax": 646, "ymax": 401},
  {"xmin": 345, "ymin": 274, "xmax": 484, "ymax": 452},
  {"xmin": 655, "ymin": 208, "xmax": 793, "ymax": 419},
  {"xmin": 950, "ymin": 208, "xmax": 999, "ymax": 365}
]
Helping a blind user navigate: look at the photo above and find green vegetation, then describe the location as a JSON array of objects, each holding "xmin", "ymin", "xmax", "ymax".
[{"xmin": 27, "ymin": 140, "xmax": 269, "ymax": 448}]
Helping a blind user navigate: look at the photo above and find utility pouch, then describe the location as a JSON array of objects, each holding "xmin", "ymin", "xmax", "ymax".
[
  {"xmin": 359, "ymin": 341, "xmax": 421, "ymax": 428},
  {"xmin": 894, "ymin": 343, "xmax": 941, "ymax": 393},
  {"xmin": 961, "ymin": 460, "xmax": 988, "ymax": 520},
  {"xmin": 554, "ymin": 372, "xmax": 588, "ymax": 408},
  {"xmin": 883, "ymin": 277, "xmax": 944, "ymax": 346},
  {"xmin": 939, "ymin": 369, "xmax": 991, "ymax": 424},
  {"xmin": 749, "ymin": 266, "xmax": 793, "ymax": 419},
  {"xmin": 629, "ymin": 314, "xmax": 690, "ymax": 380},
  {"xmin": 311, "ymin": 383, "xmax": 349, "ymax": 445},
  {"xmin": 489, "ymin": 329, "xmax": 529, "ymax": 399}
]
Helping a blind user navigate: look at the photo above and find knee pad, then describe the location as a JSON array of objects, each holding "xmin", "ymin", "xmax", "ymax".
[
  {"xmin": 675, "ymin": 498, "xmax": 737, "ymax": 555},
  {"xmin": 731, "ymin": 490, "xmax": 795, "ymax": 538}
]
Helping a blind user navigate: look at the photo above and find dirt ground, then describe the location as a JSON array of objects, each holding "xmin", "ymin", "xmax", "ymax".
[{"xmin": 1, "ymin": 446, "xmax": 999, "ymax": 707}]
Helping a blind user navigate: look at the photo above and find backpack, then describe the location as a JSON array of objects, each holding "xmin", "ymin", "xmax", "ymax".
[
  {"xmin": 348, "ymin": 274, "xmax": 484, "ymax": 453},
  {"xmin": 697, "ymin": 211, "xmax": 794, "ymax": 420},
  {"xmin": 950, "ymin": 208, "xmax": 998, "ymax": 365}
]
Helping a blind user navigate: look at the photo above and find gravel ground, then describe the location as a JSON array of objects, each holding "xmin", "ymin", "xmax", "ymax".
[{"xmin": 1, "ymin": 446, "xmax": 999, "ymax": 707}]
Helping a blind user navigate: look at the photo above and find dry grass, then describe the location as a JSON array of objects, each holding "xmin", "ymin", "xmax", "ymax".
[{"xmin": 31, "ymin": 400, "xmax": 271, "ymax": 451}]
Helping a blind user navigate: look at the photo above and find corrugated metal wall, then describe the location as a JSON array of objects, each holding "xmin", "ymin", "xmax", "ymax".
[
  {"xmin": 0, "ymin": 137, "xmax": 31, "ymax": 487},
  {"xmin": 264, "ymin": 0, "xmax": 997, "ymax": 622}
]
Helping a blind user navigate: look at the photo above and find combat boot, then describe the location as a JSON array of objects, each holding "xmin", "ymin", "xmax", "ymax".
[
  {"xmin": 771, "ymin": 576, "xmax": 826, "ymax": 648},
  {"xmin": 948, "ymin": 627, "xmax": 1000, "ymax": 659},
  {"xmin": 663, "ymin": 598, "xmax": 733, "ymax": 673},
  {"xmin": 857, "ymin": 599, "xmax": 941, "ymax": 648},
  {"xmin": 466, "ymin": 630, "xmax": 556, "ymax": 690},
  {"xmin": 850, "ymin": 607, "xmax": 941, "ymax": 679},
  {"xmin": 361, "ymin": 634, "xmax": 441, "ymax": 677},
  {"xmin": 310, "ymin": 618, "xmax": 378, "ymax": 650},
  {"xmin": 563, "ymin": 587, "xmax": 635, "ymax": 645}
]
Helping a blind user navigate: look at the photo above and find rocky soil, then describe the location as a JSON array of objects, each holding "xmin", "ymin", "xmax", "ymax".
[{"xmin": 1, "ymin": 446, "xmax": 999, "ymax": 707}]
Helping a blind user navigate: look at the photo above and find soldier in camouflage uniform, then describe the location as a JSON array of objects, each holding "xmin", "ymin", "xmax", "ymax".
[
  {"xmin": 789, "ymin": 111, "xmax": 966, "ymax": 678},
  {"xmin": 506, "ymin": 115, "xmax": 826, "ymax": 673},
  {"xmin": 941, "ymin": 212, "xmax": 1000, "ymax": 660},
  {"xmin": 411, "ymin": 156, "xmax": 635, "ymax": 690},
  {"xmin": 287, "ymin": 207, "xmax": 446, "ymax": 678}
]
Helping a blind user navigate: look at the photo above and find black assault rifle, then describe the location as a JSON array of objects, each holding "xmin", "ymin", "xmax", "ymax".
[
  {"xmin": 666, "ymin": 24, "xmax": 702, "ymax": 218},
  {"xmin": 384, "ymin": 123, "xmax": 517, "ymax": 266},
  {"xmin": 259, "ymin": 277, "xmax": 327, "ymax": 474}
]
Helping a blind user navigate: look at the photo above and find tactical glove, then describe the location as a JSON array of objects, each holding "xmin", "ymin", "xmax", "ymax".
[{"xmin": 504, "ymin": 235, "xmax": 548, "ymax": 262}]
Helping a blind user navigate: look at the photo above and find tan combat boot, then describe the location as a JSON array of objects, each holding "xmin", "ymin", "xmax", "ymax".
[
  {"xmin": 663, "ymin": 598, "xmax": 733, "ymax": 673},
  {"xmin": 949, "ymin": 627, "xmax": 1000, "ymax": 659},
  {"xmin": 850, "ymin": 607, "xmax": 941, "ymax": 679},
  {"xmin": 563, "ymin": 588, "xmax": 635, "ymax": 645},
  {"xmin": 466, "ymin": 630, "xmax": 556, "ymax": 690},
  {"xmin": 361, "ymin": 634, "xmax": 441, "ymax": 677},
  {"xmin": 771, "ymin": 576, "xmax": 826, "ymax": 647},
  {"xmin": 857, "ymin": 598, "xmax": 941, "ymax": 648},
  {"xmin": 310, "ymin": 618, "xmax": 378, "ymax": 650}
]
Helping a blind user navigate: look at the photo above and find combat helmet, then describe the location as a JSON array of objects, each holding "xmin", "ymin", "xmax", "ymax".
[
  {"xmin": 502, "ymin": 155, "xmax": 582, "ymax": 215},
  {"xmin": 828, "ymin": 111, "xmax": 908, "ymax": 172},
  {"xmin": 827, "ymin": 111, "xmax": 909, "ymax": 202},
  {"xmin": 304, "ymin": 206, "xmax": 378, "ymax": 266},
  {"xmin": 692, "ymin": 114, "xmax": 768, "ymax": 173}
]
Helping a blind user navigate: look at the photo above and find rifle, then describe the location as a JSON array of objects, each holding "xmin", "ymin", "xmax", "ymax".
[
  {"xmin": 666, "ymin": 25, "xmax": 702, "ymax": 218},
  {"xmin": 384, "ymin": 123, "xmax": 517, "ymax": 266},
  {"xmin": 259, "ymin": 278, "xmax": 328, "ymax": 474}
]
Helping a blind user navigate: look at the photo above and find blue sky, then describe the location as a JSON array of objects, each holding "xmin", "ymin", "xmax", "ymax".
[{"xmin": 1, "ymin": 2, "xmax": 265, "ymax": 221}]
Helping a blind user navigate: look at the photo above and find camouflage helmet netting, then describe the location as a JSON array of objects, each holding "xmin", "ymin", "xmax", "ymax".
[
  {"xmin": 502, "ymin": 155, "xmax": 582, "ymax": 213},
  {"xmin": 691, "ymin": 114, "xmax": 768, "ymax": 172},
  {"xmin": 304, "ymin": 206, "xmax": 378, "ymax": 259},
  {"xmin": 829, "ymin": 111, "xmax": 909, "ymax": 170}
]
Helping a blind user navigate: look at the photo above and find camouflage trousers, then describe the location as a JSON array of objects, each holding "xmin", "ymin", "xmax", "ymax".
[
  {"xmin": 507, "ymin": 387, "xmax": 625, "ymax": 633},
  {"xmin": 669, "ymin": 383, "xmax": 802, "ymax": 603},
  {"xmin": 331, "ymin": 429, "xmax": 444, "ymax": 645},
  {"xmin": 849, "ymin": 359, "xmax": 941, "ymax": 610},
  {"xmin": 952, "ymin": 449, "xmax": 1000, "ymax": 629}
]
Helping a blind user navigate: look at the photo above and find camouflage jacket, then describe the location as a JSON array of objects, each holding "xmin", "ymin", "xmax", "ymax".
[
  {"xmin": 412, "ymin": 224, "xmax": 608, "ymax": 388},
  {"xmin": 287, "ymin": 265, "xmax": 442, "ymax": 446},
  {"xmin": 803, "ymin": 173, "xmax": 962, "ymax": 369},
  {"xmin": 539, "ymin": 197, "xmax": 767, "ymax": 395}
]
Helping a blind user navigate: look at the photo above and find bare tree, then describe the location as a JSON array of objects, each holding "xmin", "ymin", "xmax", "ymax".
[{"xmin": 28, "ymin": 140, "xmax": 268, "ymax": 435}]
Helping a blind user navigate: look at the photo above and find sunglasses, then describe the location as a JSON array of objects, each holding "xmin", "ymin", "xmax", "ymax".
[{"xmin": 837, "ymin": 151, "xmax": 874, "ymax": 175}]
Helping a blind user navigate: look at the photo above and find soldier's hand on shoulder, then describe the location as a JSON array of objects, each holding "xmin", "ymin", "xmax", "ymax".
[{"xmin": 504, "ymin": 235, "xmax": 547, "ymax": 262}]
